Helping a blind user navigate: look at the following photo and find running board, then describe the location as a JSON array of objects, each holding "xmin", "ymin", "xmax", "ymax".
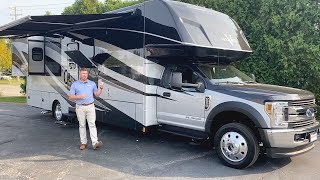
[{"xmin": 158, "ymin": 124, "xmax": 207, "ymax": 140}]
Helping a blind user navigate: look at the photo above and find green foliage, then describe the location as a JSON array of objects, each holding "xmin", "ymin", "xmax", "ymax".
[
  {"xmin": 63, "ymin": 0, "xmax": 105, "ymax": 15},
  {"xmin": 179, "ymin": 0, "xmax": 320, "ymax": 101},
  {"xmin": 0, "ymin": 39, "xmax": 12, "ymax": 72},
  {"xmin": 317, "ymin": 106, "xmax": 320, "ymax": 121},
  {"xmin": 62, "ymin": 0, "xmax": 144, "ymax": 14},
  {"xmin": 104, "ymin": 0, "xmax": 144, "ymax": 12},
  {"xmin": 0, "ymin": 96, "xmax": 26, "ymax": 103},
  {"xmin": 44, "ymin": 11, "xmax": 54, "ymax": 16},
  {"xmin": 20, "ymin": 76, "xmax": 26, "ymax": 94},
  {"xmin": 0, "ymin": 79, "xmax": 22, "ymax": 85}
]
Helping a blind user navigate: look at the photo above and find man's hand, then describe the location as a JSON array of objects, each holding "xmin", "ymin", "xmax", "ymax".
[
  {"xmin": 79, "ymin": 94, "xmax": 86, "ymax": 100},
  {"xmin": 69, "ymin": 94, "xmax": 86, "ymax": 101},
  {"xmin": 98, "ymin": 79, "xmax": 104, "ymax": 89},
  {"xmin": 94, "ymin": 79, "xmax": 104, "ymax": 97}
]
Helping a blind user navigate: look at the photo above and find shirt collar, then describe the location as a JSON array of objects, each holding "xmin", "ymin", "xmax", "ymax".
[{"xmin": 80, "ymin": 79, "xmax": 88, "ymax": 84}]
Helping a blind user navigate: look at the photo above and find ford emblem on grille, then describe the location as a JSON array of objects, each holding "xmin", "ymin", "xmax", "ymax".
[{"xmin": 306, "ymin": 108, "xmax": 315, "ymax": 118}]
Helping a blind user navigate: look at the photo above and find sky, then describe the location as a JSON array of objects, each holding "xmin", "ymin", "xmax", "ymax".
[{"xmin": 0, "ymin": 0, "xmax": 105, "ymax": 26}]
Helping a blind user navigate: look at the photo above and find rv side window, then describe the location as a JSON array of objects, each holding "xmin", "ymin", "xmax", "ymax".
[
  {"xmin": 102, "ymin": 55, "xmax": 142, "ymax": 81},
  {"xmin": 32, "ymin": 48, "xmax": 43, "ymax": 61},
  {"xmin": 45, "ymin": 57, "xmax": 61, "ymax": 76}
]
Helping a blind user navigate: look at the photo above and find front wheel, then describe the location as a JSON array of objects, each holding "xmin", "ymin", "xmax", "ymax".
[
  {"xmin": 214, "ymin": 123, "xmax": 260, "ymax": 169},
  {"xmin": 52, "ymin": 101, "xmax": 66, "ymax": 121}
]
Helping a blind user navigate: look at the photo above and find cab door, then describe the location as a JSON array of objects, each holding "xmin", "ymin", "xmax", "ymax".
[{"xmin": 156, "ymin": 65, "xmax": 206, "ymax": 131}]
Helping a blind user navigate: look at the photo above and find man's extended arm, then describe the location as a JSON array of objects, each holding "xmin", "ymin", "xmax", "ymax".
[
  {"xmin": 94, "ymin": 79, "xmax": 104, "ymax": 97},
  {"xmin": 69, "ymin": 83, "xmax": 86, "ymax": 101},
  {"xmin": 69, "ymin": 94, "xmax": 86, "ymax": 101}
]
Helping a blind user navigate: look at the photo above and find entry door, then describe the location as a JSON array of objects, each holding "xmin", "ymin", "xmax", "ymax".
[
  {"xmin": 156, "ymin": 65, "xmax": 206, "ymax": 131},
  {"xmin": 66, "ymin": 42, "xmax": 79, "ymax": 81},
  {"xmin": 28, "ymin": 37, "xmax": 45, "ymax": 74}
]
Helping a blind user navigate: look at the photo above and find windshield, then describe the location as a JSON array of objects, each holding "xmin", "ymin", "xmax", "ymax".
[{"xmin": 197, "ymin": 64, "xmax": 255, "ymax": 84}]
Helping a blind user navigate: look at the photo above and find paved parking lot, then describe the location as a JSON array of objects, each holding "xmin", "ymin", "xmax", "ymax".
[{"xmin": 0, "ymin": 103, "xmax": 319, "ymax": 180}]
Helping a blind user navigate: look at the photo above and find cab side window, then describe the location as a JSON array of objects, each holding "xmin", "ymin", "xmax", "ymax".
[
  {"xmin": 176, "ymin": 65, "xmax": 202, "ymax": 84},
  {"xmin": 175, "ymin": 65, "xmax": 204, "ymax": 92}
]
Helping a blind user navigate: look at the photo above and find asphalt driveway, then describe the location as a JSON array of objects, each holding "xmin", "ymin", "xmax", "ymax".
[{"xmin": 0, "ymin": 103, "xmax": 319, "ymax": 180}]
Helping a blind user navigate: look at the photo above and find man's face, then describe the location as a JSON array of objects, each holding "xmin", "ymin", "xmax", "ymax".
[{"xmin": 80, "ymin": 70, "xmax": 88, "ymax": 81}]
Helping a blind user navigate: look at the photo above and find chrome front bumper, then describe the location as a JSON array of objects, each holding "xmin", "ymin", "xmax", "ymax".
[{"xmin": 261, "ymin": 122, "xmax": 320, "ymax": 158}]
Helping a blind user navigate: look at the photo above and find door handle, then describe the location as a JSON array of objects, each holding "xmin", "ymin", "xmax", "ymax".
[{"xmin": 163, "ymin": 92, "xmax": 171, "ymax": 97}]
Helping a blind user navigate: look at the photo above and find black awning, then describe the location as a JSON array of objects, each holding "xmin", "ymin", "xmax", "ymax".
[
  {"xmin": 0, "ymin": 13, "xmax": 134, "ymax": 38},
  {"xmin": 91, "ymin": 53, "xmax": 112, "ymax": 64}
]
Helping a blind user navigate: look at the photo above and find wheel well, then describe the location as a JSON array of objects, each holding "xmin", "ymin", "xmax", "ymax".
[
  {"xmin": 210, "ymin": 111, "xmax": 261, "ymax": 142},
  {"xmin": 52, "ymin": 100, "xmax": 59, "ymax": 111}
]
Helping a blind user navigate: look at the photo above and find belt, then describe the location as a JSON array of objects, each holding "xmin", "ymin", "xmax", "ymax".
[{"xmin": 78, "ymin": 102, "xmax": 94, "ymax": 106}]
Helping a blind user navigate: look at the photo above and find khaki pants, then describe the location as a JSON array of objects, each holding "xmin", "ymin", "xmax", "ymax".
[{"xmin": 75, "ymin": 104, "xmax": 98, "ymax": 146}]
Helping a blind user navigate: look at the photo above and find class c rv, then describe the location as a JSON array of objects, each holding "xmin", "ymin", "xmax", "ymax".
[{"xmin": 0, "ymin": 0, "xmax": 319, "ymax": 169}]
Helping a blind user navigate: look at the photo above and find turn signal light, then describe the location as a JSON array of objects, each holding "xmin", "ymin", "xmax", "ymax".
[{"xmin": 265, "ymin": 103, "xmax": 273, "ymax": 116}]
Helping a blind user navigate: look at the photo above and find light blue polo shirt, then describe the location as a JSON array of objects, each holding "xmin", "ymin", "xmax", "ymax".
[{"xmin": 69, "ymin": 80, "xmax": 98, "ymax": 105}]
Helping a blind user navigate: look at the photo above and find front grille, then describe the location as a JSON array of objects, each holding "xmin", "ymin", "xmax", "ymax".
[
  {"xmin": 288, "ymin": 119, "xmax": 315, "ymax": 128},
  {"xmin": 289, "ymin": 99, "xmax": 315, "ymax": 106},
  {"xmin": 287, "ymin": 99, "xmax": 317, "ymax": 129}
]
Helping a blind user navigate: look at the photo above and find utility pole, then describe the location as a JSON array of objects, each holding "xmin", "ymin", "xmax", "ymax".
[{"xmin": 9, "ymin": 6, "xmax": 22, "ymax": 20}]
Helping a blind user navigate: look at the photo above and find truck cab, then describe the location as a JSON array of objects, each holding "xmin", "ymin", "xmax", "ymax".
[{"xmin": 156, "ymin": 62, "xmax": 319, "ymax": 168}]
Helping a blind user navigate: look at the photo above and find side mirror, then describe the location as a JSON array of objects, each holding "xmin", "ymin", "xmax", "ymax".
[
  {"xmin": 196, "ymin": 82, "xmax": 205, "ymax": 93},
  {"xmin": 250, "ymin": 74, "xmax": 256, "ymax": 81},
  {"xmin": 171, "ymin": 72, "xmax": 182, "ymax": 89}
]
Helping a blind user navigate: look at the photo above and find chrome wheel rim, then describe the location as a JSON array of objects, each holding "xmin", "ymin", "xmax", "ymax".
[
  {"xmin": 55, "ymin": 103, "xmax": 63, "ymax": 121},
  {"xmin": 220, "ymin": 131, "xmax": 248, "ymax": 162}
]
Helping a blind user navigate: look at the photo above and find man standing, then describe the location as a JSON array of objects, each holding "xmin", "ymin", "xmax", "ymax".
[{"xmin": 69, "ymin": 68, "xmax": 104, "ymax": 150}]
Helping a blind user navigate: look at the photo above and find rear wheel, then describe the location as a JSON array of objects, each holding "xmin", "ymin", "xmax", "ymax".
[
  {"xmin": 214, "ymin": 123, "xmax": 260, "ymax": 169},
  {"xmin": 52, "ymin": 101, "xmax": 66, "ymax": 121}
]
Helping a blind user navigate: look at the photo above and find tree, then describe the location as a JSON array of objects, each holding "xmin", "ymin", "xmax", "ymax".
[
  {"xmin": 0, "ymin": 39, "xmax": 12, "ymax": 73},
  {"xmin": 44, "ymin": 11, "xmax": 54, "ymax": 16},
  {"xmin": 63, "ymin": 0, "xmax": 105, "ymax": 15},
  {"xmin": 179, "ymin": 0, "xmax": 320, "ymax": 100},
  {"xmin": 104, "ymin": 0, "xmax": 144, "ymax": 12},
  {"xmin": 62, "ymin": 0, "xmax": 143, "ymax": 15}
]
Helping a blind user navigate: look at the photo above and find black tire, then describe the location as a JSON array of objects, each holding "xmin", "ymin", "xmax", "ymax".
[
  {"xmin": 52, "ymin": 101, "xmax": 66, "ymax": 121},
  {"xmin": 214, "ymin": 123, "xmax": 260, "ymax": 169}
]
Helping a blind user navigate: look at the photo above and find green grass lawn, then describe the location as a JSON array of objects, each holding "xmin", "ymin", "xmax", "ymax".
[
  {"xmin": 0, "ymin": 96, "xmax": 26, "ymax": 103},
  {"xmin": 0, "ymin": 79, "xmax": 24, "ymax": 85}
]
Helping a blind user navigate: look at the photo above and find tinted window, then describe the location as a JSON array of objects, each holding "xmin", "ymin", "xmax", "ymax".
[
  {"xmin": 175, "ymin": 65, "xmax": 201, "ymax": 84},
  {"xmin": 102, "ymin": 55, "xmax": 145, "ymax": 83},
  {"xmin": 45, "ymin": 57, "xmax": 61, "ymax": 76},
  {"xmin": 174, "ymin": 65, "xmax": 204, "ymax": 92},
  {"xmin": 32, "ymin": 48, "xmax": 43, "ymax": 61}
]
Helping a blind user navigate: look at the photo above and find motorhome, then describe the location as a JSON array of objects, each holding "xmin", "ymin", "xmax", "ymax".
[{"xmin": 0, "ymin": 0, "xmax": 319, "ymax": 169}]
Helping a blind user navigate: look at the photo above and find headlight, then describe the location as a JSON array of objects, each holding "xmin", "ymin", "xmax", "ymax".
[{"xmin": 265, "ymin": 102, "xmax": 288, "ymax": 128}]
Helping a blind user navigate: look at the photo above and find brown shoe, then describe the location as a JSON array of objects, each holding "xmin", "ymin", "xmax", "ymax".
[
  {"xmin": 80, "ymin": 144, "xmax": 87, "ymax": 150},
  {"xmin": 93, "ymin": 141, "xmax": 102, "ymax": 150}
]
